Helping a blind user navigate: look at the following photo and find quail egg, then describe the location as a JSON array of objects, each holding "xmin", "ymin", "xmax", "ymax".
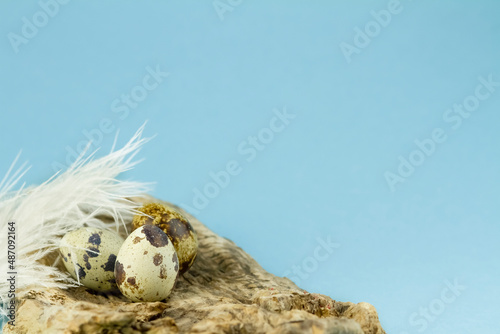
[
  {"xmin": 132, "ymin": 203, "xmax": 198, "ymax": 274},
  {"xmin": 114, "ymin": 224, "xmax": 179, "ymax": 302},
  {"xmin": 59, "ymin": 227, "xmax": 124, "ymax": 291}
]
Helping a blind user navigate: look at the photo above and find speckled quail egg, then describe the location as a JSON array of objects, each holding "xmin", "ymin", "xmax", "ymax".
[
  {"xmin": 114, "ymin": 224, "xmax": 179, "ymax": 302},
  {"xmin": 132, "ymin": 203, "xmax": 198, "ymax": 274},
  {"xmin": 59, "ymin": 227, "xmax": 124, "ymax": 292}
]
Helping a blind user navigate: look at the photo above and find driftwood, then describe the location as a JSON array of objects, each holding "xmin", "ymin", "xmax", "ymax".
[{"xmin": 3, "ymin": 197, "xmax": 386, "ymax": 334}]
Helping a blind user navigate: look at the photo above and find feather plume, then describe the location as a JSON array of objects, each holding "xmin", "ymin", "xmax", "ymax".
[{"xmin": 0, "ymin": 124, "xmax": 152, "ymax": 305}]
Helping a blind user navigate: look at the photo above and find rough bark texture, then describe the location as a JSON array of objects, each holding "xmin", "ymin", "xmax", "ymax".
[{"xmin": 3, "ymin": 197, "xmax": 386, "ymax": 334}]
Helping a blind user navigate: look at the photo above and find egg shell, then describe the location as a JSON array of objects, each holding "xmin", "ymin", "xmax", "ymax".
[
  {"xmin": 132, "ymin": 203, "xmax": 198, "ymax": 274},
  {"xmin": 60, "ymin": 227, "xmax": 124, "ymax": 292},
  {"xmin": 115, "ymin": 224, "xmax": 179, "ymax": 302}
]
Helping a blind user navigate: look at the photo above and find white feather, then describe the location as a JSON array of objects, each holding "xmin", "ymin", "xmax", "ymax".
[{"xmin": 0, "ymin": 124, "xmax": 152, "ymax": 304}]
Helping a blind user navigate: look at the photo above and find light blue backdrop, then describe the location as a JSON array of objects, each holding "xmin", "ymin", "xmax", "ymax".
[{"xmin": 1, "ymin": 1, "xmax": 499, "ymax": 333}]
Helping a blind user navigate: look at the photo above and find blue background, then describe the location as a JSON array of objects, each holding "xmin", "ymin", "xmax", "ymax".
[{"xmin": 1, "ymin": 1, "xmax": 499, "ymax": 333}]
